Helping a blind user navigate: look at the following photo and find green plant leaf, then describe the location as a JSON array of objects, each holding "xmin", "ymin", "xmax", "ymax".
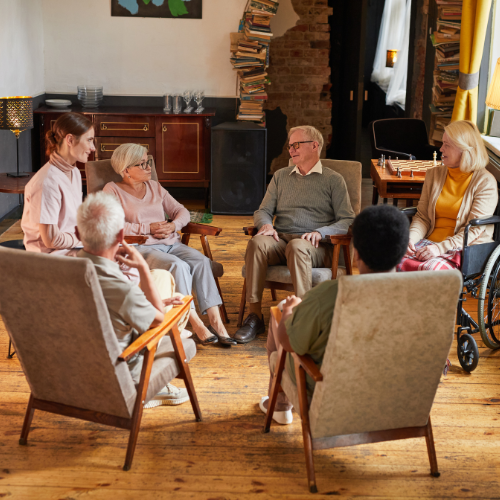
[{"xmin": 168, "ymin": 0, "xmax": 188, "ymax": 17}]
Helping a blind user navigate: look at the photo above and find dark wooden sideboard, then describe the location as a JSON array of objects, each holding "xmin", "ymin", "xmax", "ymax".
[{"xmin": 34, "ymin": 106, "xmax": 215, "ymax": 188}]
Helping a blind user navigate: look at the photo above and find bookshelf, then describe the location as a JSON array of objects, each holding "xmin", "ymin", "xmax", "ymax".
[
  {"xmin": 428, "ymin": 0, "xmax": 462, "ymax": 146},
  {"xmin": 229, "ymin": 0, "xmax": 279, "ymax": 126}
]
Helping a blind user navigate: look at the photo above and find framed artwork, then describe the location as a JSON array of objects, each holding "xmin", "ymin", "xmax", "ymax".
[{"xmin": 111, "ymin": 0, "xmax": 202, "ymax": 19}]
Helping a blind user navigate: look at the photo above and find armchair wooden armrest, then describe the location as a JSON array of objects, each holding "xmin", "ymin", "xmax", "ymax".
[
  {"xmin": 330, "ymin": 227, "xmax": 353, "ymax": 278},
  {"xmin": 181, "ymin": 222, "xmax": 222, "ymax": 237},
  {"xmin": 243, "ymin": 226, "xmax": 258, "ymax": 236},
  {"xmin": 119, "ymin": 296, "xmax": 193, "ymax": 362}
]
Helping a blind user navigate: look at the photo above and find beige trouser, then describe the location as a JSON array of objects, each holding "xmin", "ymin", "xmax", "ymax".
[
  {"xmin": 149, "ymin": 269, "xmax": 189, "ymax": 332},
  {"xmin": 245, "ymin": 233, "xmax": 333, "ymax": 302}
]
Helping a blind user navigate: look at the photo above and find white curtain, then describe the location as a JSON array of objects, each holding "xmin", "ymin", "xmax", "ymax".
[
  {"xmin": 371, "ymin": 0, "xmax": 407, "ymax": 91},
  {"xmin": 386, "ymin": 0, "xmax": 412, "ymax": 108}
]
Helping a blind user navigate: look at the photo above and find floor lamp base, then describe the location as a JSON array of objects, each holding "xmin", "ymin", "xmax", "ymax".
[{"xmin": 6, "ymin": 172, "xmax": 30, "ymax": 178}]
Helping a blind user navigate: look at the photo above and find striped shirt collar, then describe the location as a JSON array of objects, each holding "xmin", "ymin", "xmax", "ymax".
[{"xmin": 289, "ymin": 160, "xmax": 323, "ymax": 176}]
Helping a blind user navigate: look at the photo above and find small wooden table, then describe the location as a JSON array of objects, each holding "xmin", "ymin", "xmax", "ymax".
[
  {"xmin": 370, "ymin": 159, "xmax": 424, "ymax": 206},
  {"xmin": 0, "ymin": 172, "xmax": 35, "ymax": 204}
]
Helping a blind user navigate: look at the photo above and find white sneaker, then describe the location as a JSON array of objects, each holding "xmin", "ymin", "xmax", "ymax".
[
  {"xmin": 259, "ymin": 396, "xmax": 293, "ymax": 425},
  {"xmin": 144, "ymin": 383, "xmax": 190, "ymax": 409}
]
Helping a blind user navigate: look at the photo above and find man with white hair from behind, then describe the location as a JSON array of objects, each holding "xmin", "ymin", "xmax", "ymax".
[{"xmin": 76, "ymin": 191, "xmax": 192, "ymax": 408}]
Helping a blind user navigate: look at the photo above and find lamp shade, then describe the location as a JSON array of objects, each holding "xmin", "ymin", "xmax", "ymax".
[
  {"xmin": 486, "ymin": 58, "xmax": 500, "ymax": 110},
  {"xmin": 386, "ymin": 49, "xmax": 398, "ymax": 68},
  {"xmin": 0, "ymin": 96, "xmax": 34, "ymax": 132}
]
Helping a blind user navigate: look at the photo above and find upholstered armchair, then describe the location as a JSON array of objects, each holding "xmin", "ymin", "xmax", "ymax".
[
  {"xmin": 0, "ymin": 247, "xmax": 201, "ymax": 470},
  {"xmin": 237, "ymin": 159, "xmax": 362, "ymax": 326},
  {"xmin": 86, "ymin": 156, "xmax": 228, "ymax": 323},
  {"xmin": 266, "ymin": 271, "xmax": 462, "ymax": 492}
]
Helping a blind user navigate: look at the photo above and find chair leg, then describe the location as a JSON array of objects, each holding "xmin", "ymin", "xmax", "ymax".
[
  {"xmin": 214, "ymin": 277, "xmax": 230, "ymax": 324},
  {"xmin": 237, "ymin": 279, "xmax": 247, "ymax": 327},
  {"xmin": 19, "ymin": 394, "xmax": 35, "ymax": 445},
  {"xmin": 264, "ymin": 346, "xmax": 287, "ymax": 433},
  {"xmin": 172, "ymin": 325, "xmax": 202, "ymax": 422},
  {"xmin": 8, "ymin": 339, "xmax": 16, "ymax": 359},
  {"xmin": 271, "ymin": 288, "xmax": 277, "ymax": 301},
  {"xmin": 425, "ymin": 417, "xmax": 440, "ymax": 478},
  {"xmin": 295, "ymin": 362, "xmax": 317, "ymax": 493}
]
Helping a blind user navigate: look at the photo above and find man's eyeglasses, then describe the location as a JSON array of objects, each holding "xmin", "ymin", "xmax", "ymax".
[
  {"xmin": 130, "ymin": 158, "xmax": 153, "ymax": 170},
  {"xmin": 288, "ymin": 141, "xmax": 314, "ymax": 151}
]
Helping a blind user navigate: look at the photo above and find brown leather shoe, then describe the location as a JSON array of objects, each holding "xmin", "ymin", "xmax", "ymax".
[{"xmin": 234, "ymin": 313, "xmax": 265, "ymax": 344}]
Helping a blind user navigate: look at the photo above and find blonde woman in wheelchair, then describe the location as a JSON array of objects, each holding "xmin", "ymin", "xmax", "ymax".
[{"xmin": 398, "ymin": 120, "xmax": 497, "ymax": 272}]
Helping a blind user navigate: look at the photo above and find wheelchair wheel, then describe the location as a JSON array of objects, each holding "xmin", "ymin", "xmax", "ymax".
[
  {"xmin": 457, "ymin": 333, "xmax": 479, "ymax": 372},
  {"xmin": 478, "ymin": 246, "xmax": 500, "ymax": 350}
]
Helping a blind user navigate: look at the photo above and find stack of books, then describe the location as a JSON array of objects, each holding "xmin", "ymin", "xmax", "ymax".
[
  {"xmin": 230, "ymin": 0, "xmax": 279, "ymax": 125},
  {"xmin": 429, "ymin": 0, "xmax": 462, "ymax": 142}
]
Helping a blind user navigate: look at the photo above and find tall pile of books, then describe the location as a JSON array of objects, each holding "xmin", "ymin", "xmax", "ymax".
[
  {"xmin": 230, "ymin": 0, "xmax": 279, "ymax": 125},
  {"xmin": 429, "ymin": 0, "xmax": 462, "ymax": 143}
]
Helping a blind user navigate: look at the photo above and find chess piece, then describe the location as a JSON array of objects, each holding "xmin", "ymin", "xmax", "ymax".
[
  {"xmin": 397, "ymin": 167, "xmax": 401, "ymax": 178},
  {"xmin": 410, "ymin": 169, "xmax": 414, "ymax": 178},
  {"xmin": 433, "ymin": 151, "xmax": 437, "ymax": 166},
  {"xmin": 378, "ymin": 155, "xmax": 383, "ymax": 166},
  {"xmin": 396, "ymin": 157, "xmax": 398, "ymax": 160}
]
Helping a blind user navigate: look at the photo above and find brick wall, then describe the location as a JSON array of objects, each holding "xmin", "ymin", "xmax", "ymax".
[{"xmin": 266, "ymin": 0, "xmax": 333, "ymax": 173}]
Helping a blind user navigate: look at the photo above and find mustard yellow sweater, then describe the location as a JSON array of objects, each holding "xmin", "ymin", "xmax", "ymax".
[{"xmin": 428, "ymin": 167, "xmax": 473, "ymax": 243}]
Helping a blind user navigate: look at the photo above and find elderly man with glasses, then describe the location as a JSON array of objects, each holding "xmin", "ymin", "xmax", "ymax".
[{"xmin": 234, "ymin": 125, "xmax": 356, "ymax": 344}]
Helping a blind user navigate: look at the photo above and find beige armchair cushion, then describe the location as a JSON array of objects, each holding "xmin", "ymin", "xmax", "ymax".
[{"xmin": 306, "ymin": 271, "xmax": 462, "ymax": 440}]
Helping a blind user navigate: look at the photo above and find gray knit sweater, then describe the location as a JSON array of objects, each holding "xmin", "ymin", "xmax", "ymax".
[{"xmin": 254, "ymin": 166, "xmax": 355, "ymax": 238}]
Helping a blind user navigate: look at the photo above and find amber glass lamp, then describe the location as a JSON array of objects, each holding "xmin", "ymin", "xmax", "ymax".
[
  {"xmin": 386, "ymin": 49, "xmax": 398, "ymax": 68},
  {"xmin": 486, "ymin": 58, "xmax": 500, "ymax": 111},
  {"xmin": 0, "ymin": 96, "xmax": 34, "ymax": 177}
]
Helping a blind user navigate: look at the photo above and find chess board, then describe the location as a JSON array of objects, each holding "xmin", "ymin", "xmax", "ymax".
[{"xmin": 386, "ymin": 159, "xmax": 437, "ymax": 178}]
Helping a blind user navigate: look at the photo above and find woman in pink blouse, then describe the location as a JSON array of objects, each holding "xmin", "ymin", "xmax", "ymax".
[
  {"xmin": 22, "ymin": 113, "xmax": 95, "ymax": 255},
  {"xmin": 103, "ymin": 143, "xmax": 235, "ymax": 347}
]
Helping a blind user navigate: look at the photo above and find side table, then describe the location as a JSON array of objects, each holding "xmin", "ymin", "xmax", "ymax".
[
  {"xmin": 0, "ymin": 172, "xmax": 35, "ymax": 205},
  {"xmin": 370, "ymin": 159, "xmax": 423, "ymax": 206}
]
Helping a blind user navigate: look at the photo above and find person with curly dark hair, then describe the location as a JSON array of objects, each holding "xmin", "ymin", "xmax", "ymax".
[
  {"xmin": 260, "ymin": 205, "xmax": 409, "ymax": 425},
  {"xmin": 22, "ymin": 112, "xmax": 95, "ymax": 254}
]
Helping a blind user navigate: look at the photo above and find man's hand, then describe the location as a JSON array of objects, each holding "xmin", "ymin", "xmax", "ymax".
[
  {"xmin": 415, "ymin": 244, "xmax": 440, "ymax": 261},
  {"xmin": 282, "ymin": 295, "xmax": 302, "ymax": 316},
  {"xmin": 256, "ymin": 223, "xmax": 279, "ymax": 242},
  {"xmin": 162, "ymin": 296, "xmax": 184, "ymax": 307},
  {"xmin": 150, "ymin": 221, "xmax": 176, "ymax": 239},
  {"xmin": 116, "ymin": 240, "xmax": 148, "ymax": 271},
  {"xmin": 301, "ymin": 231, "xmax": 322, "ymax": 248}
]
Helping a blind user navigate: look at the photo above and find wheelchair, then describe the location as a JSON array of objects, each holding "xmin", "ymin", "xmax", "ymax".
[{"xmin": 403, "ymin": 197, "xmax": 500, "ymax": 373}]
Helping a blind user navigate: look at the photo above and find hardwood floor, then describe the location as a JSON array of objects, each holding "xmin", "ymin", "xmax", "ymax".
[{"xmin": 1, "ymin": 195, "xmax": 500, "ymax": 498}]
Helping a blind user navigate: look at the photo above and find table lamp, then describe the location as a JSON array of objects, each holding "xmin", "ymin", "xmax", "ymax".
[
  {"xmin": 0, "ymin": 96, "xmax": 34, "ymax": 177},
  {"xmin": 386, "ymin": 50, "xmax": 398, "ymax": 68}
]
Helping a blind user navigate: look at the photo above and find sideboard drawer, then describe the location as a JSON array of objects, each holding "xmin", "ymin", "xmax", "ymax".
[
  {"xmin": 95, "ymin": 137, "xmax": 156, "ymax": 160},
  {"xmin": 95, "ymin": 115, "xmax": 155, "ymax": 137}
]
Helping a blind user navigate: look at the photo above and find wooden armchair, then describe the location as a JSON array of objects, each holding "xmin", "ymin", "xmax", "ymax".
[
  {"xmin": 237, "ymin": 159, "xmax": 361, "ymax": 326},
  {"xmin": 86, "ymin": 157, "xmax": 228, "ymax": 323},
  {"xmin": 0, "ymin": 247, "xmax": 201, "ymax": 471},
  {"xmin": 265, "ymin": 271, "xmax": 462, "ymax": 493}
]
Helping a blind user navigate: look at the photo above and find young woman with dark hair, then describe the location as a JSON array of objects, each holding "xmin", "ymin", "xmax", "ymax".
[{"xmin": 22, "ymin": 112, "xmax": 95, "ymax": 254}]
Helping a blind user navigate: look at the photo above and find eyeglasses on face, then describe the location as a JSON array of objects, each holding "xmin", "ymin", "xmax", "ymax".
[
  {"xmin": 131, "ymin": 158, "xmax": 153, "ymax": 170},
  {"xmin": 288, "ymin": 141, "xmax": 314, "ymax": 151}
]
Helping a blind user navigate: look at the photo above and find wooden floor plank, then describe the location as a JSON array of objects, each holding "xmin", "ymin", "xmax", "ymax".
[{"xmin": 2, "ymin": 201, "xmax": 500, "ymax": 498}]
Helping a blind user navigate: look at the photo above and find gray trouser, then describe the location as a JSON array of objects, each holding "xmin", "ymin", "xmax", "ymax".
[{"xmin": 137, "ymin": 242, "xmax": 222, "ymax": 315}]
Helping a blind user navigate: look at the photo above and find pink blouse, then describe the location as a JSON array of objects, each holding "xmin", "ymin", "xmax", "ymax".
[
  {"xmin": 103, "ymin": 181, "xmax": 190, "ymax": 246},
  {"xmin": 22, "ymin": 161, "xmax": 82, "ymax": 254}
]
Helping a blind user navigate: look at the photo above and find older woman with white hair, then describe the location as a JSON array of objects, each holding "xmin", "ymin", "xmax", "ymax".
[
  {"xmin": 398, "ymin": 120, "xmax": 498, "ymax": 272},
  {"xmin": 102, "ymin": 143, "xmax": 236, "ymax": 347}
]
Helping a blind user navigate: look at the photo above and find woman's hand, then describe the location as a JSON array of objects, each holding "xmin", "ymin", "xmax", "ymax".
[
  {"xmin": 162, "ymin": 296, "xmax": 184, "ymax": 307},
  {"xmin": 150, "ymin": 221, "xmax": 176, "ymax": 239},
  {"xmin": 415, "ymin": 244, "xmax": 440, "ymax": 261},
  {"xmin": 406, "ymin": 241, "xmax": 416, "ymax": 256}
]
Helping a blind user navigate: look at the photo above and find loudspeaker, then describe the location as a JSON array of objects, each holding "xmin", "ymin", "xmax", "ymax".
[{"xmin": 211, "ymin": 122, "xmax": 267, "ymax": 215}]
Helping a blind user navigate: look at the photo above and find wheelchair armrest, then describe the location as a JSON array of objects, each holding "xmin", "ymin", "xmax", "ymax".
[
  {"xmin": 464, "ymin": 216, "xmax": 500, "ymax": 247},
  {"xmin": 401, "ymin": 207, "xmax": 417, "ymax": 217},
  {"xmin": 468, "ymin": 216, "xmax": 500, "ymax": 227}
]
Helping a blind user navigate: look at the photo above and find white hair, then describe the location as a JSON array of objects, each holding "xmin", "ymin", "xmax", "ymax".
[
  {"xmin": 288, "ymin": 125, "xmax": 324, "ymax": 154},
  {"xmin": 77, "ymin": 192, "xmax": 125, "ymax": 253},
  {"xmin": 111, "ymin": 143, "xmax": 148, "ymax": 177}
]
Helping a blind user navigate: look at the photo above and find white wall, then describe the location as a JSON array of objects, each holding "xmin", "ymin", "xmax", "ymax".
[
  {"xmin": 489, "ymin": 0, "xmax": 500, "ymax": 84},
  {"xmin": 41, "ymin": 0, "xmax": 248, "ymax": 97},
  {"xmin": 0, "ymin": 0, "xmax": 45, "ymax": 97}
]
